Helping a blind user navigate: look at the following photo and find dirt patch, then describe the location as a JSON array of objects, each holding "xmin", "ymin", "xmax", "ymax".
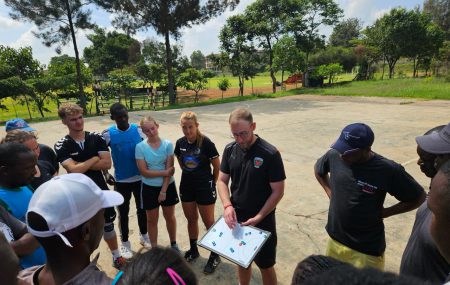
[{"xmin": 176, "ymin": 84, "xmax": 302, "ymax": 102}]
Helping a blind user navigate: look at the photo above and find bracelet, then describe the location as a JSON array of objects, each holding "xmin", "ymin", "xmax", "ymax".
[
  {"xmin": 224, "ymin": 204, "xmax": 233, "ymax": 210},
  {"xmin": 160, "ymin": 192, "xmax": 167, "ymax": 195}
]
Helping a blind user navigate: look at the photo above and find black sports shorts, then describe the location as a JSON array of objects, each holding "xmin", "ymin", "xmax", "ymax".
[{"xmin": 140, "ymin": 182, "xmax": 179, "ymax": 210}]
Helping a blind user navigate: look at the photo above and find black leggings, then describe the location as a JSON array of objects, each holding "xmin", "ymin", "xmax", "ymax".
[{"xmin": 115, "ymin": 181, "xmax": 147, "ymax": 242}]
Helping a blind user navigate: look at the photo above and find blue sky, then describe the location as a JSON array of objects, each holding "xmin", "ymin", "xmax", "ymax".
[{"xmin": 0, "ymin": 0, "xmax": 424, "ymax": 65}]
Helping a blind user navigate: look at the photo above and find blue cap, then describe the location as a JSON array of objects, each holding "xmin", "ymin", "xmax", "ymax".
[
  {"xmin": 5, "ymin": 118, "xmax": 36, "ymax": 132},
  {"xmin": 331, "ymin": 123, "xmax": 374, "ymax": 155}
]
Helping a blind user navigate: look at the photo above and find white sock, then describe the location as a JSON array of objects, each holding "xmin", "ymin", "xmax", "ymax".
[{"xmin": 112, "ymin": 249, "xmax": 121, "ymax": 259}]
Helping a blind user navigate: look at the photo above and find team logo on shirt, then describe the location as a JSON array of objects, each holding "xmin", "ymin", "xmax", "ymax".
[
  {"xmin": 253, "ymin": 157, "xmax": 264, "ymax": 168},
  {"xmin": 357, "ymin": 180, "xmax": 378, "ymax": 194}
]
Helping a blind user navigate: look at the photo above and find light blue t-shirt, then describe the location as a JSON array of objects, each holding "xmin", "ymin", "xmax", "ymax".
[{"xmin": 135, "ymin": 139, "xmax": 175, "ymax": 187}]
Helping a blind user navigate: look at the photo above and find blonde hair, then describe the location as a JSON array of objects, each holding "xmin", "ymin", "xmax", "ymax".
[
  {"xmin": 229, "ymin": 108, "xmax": 253, "ymax": 124},
  {"xmin": 140, "ymin": 115, "xmax": 158, "ymax": 127},
  {"xmin": 58, "ymin": 103, "xmax": 83, "ymax": 119},
  {"xmin": 180, "ymin": 111, "xmax": 204, "ymax": 148},
  {"xmin": 2, "ymin": 129, "xmax": 37, "ymax": 144}
]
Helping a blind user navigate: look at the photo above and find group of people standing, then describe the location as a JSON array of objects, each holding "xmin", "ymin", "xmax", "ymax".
[
  {"xmin": 0, "ymin": 103, "xmax": 285, "ymax": 285},
  {"xmin": 1, "ymin": 100, "xmax": 449, "ymax": 285}
]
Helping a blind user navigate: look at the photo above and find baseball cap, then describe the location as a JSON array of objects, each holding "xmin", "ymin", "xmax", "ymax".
[
  {"xmin": 5, "ymin": 118, "xmax": 36, "ymax": 132},
  {"xmin": 26, "ymin": 173, "xmax": 124, "ymax": 247},
  {"xmin": 331, "ymin": 123, "xmax": 375, "ymax": 155},
  {"xmin": 416, "ymin": 122, "xmax": 450, "ymax": 154}
]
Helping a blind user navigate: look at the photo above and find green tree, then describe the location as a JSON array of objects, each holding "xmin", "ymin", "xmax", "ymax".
[
  {"xmin": 0, "ymin": 45, "xmax": 40, "ymax": 118},
  {"xmin": 272, "ymin": 35, "xmax": 304, "ymax": 83},
  {"xmin": 84, "ymin": 28, "xmax": 142, "ymax": 76},
  {"xmin": 178, "ymin": 68, "xmax": 211, "ymax": 103},
  {"xmin": 284, "ymin": 0, "xmax": 343, "ymax": 66},
  {"xmin": 190, "ymin": 50, "xmax": 206, "ymax": 70},
  {"xmin": 309, "ymin": 46, "xmax": 357, "ymax": 72},
  {"xmin": 329, "ymin": 18, "xmax": 362, "ymax": 47},
  {"xmin": 245, "ymin": 0, "xmax": 285, "ymax": 93},
  {"xmin": 95, "ymin": 0, "xmax": 239, "ymax": 105},
  {"xmin": 423, "ymin": 0, "xmax": 450, "ymax": 40},
  {"xmin": 5, "ymin": 0, "xmax": 96, "ymax": 111},
  {"xmin": 315, "ymin": 63, "xmax": 343, "ymax": 84},
  {"xmin": 220, "ymin": 15, "xmax": 257, "ymax": 96},
  {"xmin": 217, "ymin": 77, "xmax": 231, "ymax": 99},
  {"xmin": 141, "ymin": 38, "xmax": 191, "ymax": 83},
  {"xmin": 206, "ymin": 52, "xmax": 229, "ymax": 75},
  {"xmin": 364, "ymin": 8, "xmax": 424, "ymax": 79}
]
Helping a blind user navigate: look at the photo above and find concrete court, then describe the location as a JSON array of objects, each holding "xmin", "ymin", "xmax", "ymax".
[{"xmin": 4, "ymin": 95, "xmax": 450, "ymax": 284}]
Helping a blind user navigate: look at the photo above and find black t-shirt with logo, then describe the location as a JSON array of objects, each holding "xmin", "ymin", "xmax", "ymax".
[
  {"xmin": 54, "ymin": 131, "xmax": 109, "ymax": 189},
  {"xmin": 315, "ymin": 149, "xmax": 424, "ymax": 256},
  {"xmin": 174, "ymin": 136, "xmax": 219, "ymax": 185},
  {"xmin": 220, "ymin": 136, "xmax": 286, "ymax": 217}
]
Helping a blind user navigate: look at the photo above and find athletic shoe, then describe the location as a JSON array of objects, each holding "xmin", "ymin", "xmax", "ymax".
[
  {"xmin": 120, "ymin": 241, "xmax": 133, "ymax": 259},
  {"xmin": 184, "ymin": 248, "xmax": 200, "ymax": 262},
  {"xmin": 139, "ymin": 234, "xmax": 151, "ymax": 248},
  {"xmin": 203, "ymin": 254, "xmax": 221, "ymax": 274},
  {"xmin": 113, "ymin": 256, "xmax": 127, "ymax": 270},
  {"xmin": 171, "ymin": 243, "xmax": 181, "ymax": 254}
]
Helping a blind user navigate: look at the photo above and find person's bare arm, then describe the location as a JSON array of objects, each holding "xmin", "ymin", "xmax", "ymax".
[
  {"xmin": 211, "ymin": 157, "xmax": 220, "ymax": 183},
  {"xmin": 217, "ymin": 171, "xmax": 237, "ymax": 229},
  {"xmin": 90, "ymin": 151, "xmax": 112, "ymax": 171},
  {"xmin": 159, "ymin": 155, "xmax": 175, "ymax": 203},
  {"xmin": 136, "ymin": 159, "xmax": 174, "ymax": 178},
  {"xmin": 241, "ymin": 180, "xmax": 285, "ymax": 226},
  {"xmin": 382, "ymin": 191, "xmax": 426, "ymax": 218},
  {"xmin": 314, "ymin": 166, "xmax": 332, "ymax": 199},
  {"xmin": 61, "ymin": 157, "xmax": 100, "ymax": 173},
  {"xmin": 10, "ymin": 233, "xmax": 40, "ymax": 257}
]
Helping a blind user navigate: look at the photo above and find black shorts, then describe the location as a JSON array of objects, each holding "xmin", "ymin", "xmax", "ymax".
[
  {"xmin": 180, "ymin": 179, "xmax": 217, "ymax": 205},
  {"xmin": 104, "ymin": 206, "xmax": 117, "ymax": 224},
  {"xmin": 140, "ymin": 182, "xmax": 179, "ymax": 210},
  {"xmin": 236, "ymin": 210, "xmax": 277, "ymax": 269}
]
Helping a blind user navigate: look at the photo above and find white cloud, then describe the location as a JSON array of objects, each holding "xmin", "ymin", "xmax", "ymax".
[
  {"xmin": 373, "ymin": 8, "xmax": 391, "ymax": 20},
  {"xmin": 0, "ymin": 14, "xmax": 22, "ymax": 28},
  {"xmin": 180, "ymin": 0, "xmax": 255, "ymax": 57}
]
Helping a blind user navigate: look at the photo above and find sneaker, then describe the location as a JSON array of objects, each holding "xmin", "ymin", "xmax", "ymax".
[
  {"xmin": 113, "ymin": 256, "xmax": 127, "ymax": 270},
  {"xmin": 139, "ymin": 234, "xmax": 151, "ymax": 248},
  {"xmin": 120, "ymin": 241, "xmax": 133, "ymax": 259},
  {"xmin": 203, "ymin": 254, "xmax": 221, "ymax": 274},
  {"xmin": 171, "ymin": 243, "xmax": 181, "ymax": 254},
  {"xmin": 184, "ymin": 248, "xmax": 200, "ymax": 262}
]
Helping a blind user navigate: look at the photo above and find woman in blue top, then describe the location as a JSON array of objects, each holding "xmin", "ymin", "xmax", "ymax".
[
  {"xmin": 174, "ymin": 111, "xmax": 221, "ymax": 274},
  {"xmin": 135, "ymin": 115, "xmax": 180, "ymax": 251}
]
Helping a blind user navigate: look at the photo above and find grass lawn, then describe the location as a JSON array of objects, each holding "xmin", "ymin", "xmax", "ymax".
[
  {"xmin": 1, "ymin": 75, "xmax": 448, "ymax": 124},
  {"xmin": 296, "ymin": 77, "xmax": 450, "ymax": 100}
]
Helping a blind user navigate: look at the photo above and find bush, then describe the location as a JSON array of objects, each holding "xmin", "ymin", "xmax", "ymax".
[{"xmin": 217, "ymin": 78, "xmax": 231, "ymax": 99}]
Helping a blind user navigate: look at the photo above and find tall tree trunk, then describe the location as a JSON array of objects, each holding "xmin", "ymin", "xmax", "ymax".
[
  {"xmin": 413, "ymin": 58, "xmax": 417, "ymax": 78},
  {"xmin": 238, "ymin": 75, "xmax": 244, "ymax": 96},
  {"xmin": 65, "ymin": 0, "xmax": 86, "ymax": 112},
  {"xmin": 381, "ymin": 57, "xmax": 386, "ymax": 80},
  {"xmin": 164, "ymin": 32, "xmax": 175, "ymax": 105},
  {"xmin": 266, "ymin": 36, "xmax": 276, "ymax": 93},
  {"xmin": 23, "ymin": 95, "xmax": 32, "ymax": 120}
]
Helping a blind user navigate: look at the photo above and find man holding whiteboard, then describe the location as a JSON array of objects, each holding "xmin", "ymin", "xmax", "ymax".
[{"xmin": 217, "ymin": 108, "xmax": 286, "ymax": 285}]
